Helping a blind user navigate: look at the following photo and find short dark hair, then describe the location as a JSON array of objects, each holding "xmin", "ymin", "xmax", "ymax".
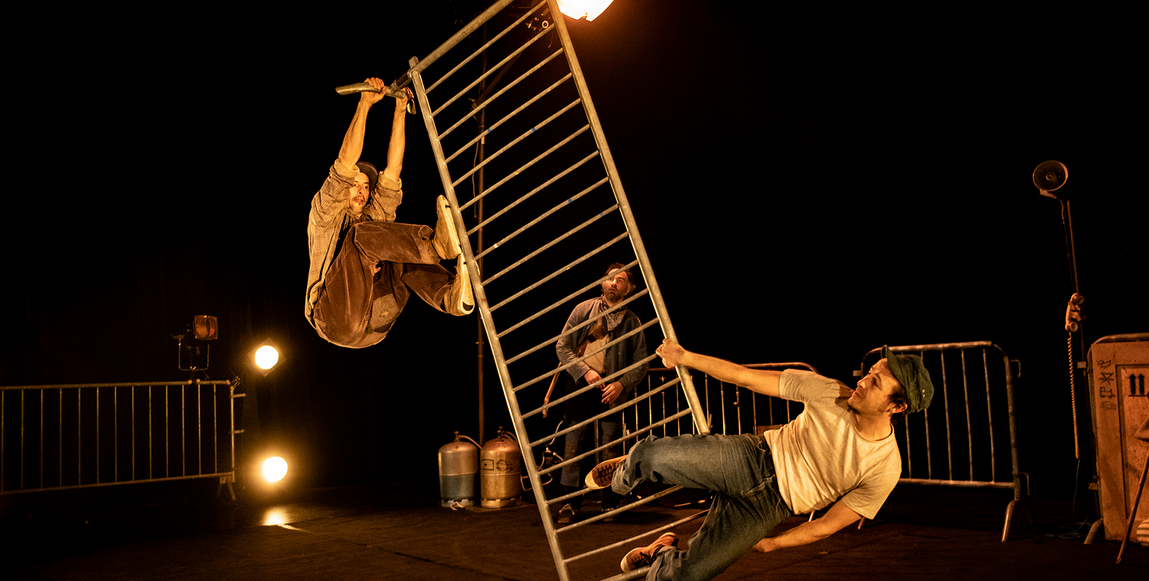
[
  {"xmin": 356, "ymin": 161, "xmax": 379, "ymax": 191},
  {"xmin": 888, "ymin": 382, "xmax": 909, "ymax": 425},
  {"xmin": 605, "ymin": 262, "xmax": 634, "ymax": 289}
]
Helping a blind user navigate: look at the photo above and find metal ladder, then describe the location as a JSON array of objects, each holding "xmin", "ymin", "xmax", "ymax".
[{"xmin": 393, "ymin": 2, "xmax": 709, "ymax": 578}]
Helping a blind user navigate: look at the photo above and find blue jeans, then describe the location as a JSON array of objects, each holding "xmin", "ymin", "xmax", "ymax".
[
  {"xmin": 612, "ymin": 433, "xmax": 793, "ymax": 581},
  {"xmin": 561, "ymin": 420, "xmax": 623, "ymax": 490}
]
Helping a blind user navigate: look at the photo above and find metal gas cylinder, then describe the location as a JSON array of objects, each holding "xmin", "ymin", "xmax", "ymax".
[
  {"xmin": 480, "ymin": 427, "xmax": 522, "ymax": 508},
  {"xmin": 438, "ymin": 432, "xmax": 478, "ymax": 508}
]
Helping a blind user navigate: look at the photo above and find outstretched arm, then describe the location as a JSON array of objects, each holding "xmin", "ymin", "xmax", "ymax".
[
  {"xmin": 753, "ymin": 500, "xmax": 861, "ymax": 553},
  {"xmin": 337, "ymin": 77, "xmax": 388, "ymax": 170},
  {"xmin": 381, "ymin": 87, "xmax": 410, "ymax": 183},
  {"xmin": 656, "ymin": 339, "xmax": 781, "ymax": 397}
]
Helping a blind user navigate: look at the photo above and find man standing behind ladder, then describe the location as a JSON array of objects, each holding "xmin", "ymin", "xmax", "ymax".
[
  {"xmin": 305, "ymin": 77, "xmax": 473, "ymax": 348},
  {"xmin": 546, "ymin": 263, "xmax": 648, "ymax": 523},
  {"xmin": 585, "ymin": 338, "xmax": 934, "ymax": 579}
]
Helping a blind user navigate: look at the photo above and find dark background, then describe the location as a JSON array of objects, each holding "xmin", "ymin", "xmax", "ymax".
[{"xmin": 4, "ymin": 1, "xmax": 1143, "ymax": 503}]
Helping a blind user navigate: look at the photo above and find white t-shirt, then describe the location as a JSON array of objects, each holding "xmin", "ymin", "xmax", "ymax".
[{"xmin": 763, "ymin": 369, "xmax": 902, "ymax": 520}]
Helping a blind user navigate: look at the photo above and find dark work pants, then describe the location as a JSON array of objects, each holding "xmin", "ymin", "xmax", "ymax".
[{"xmin": 313, "ymin": 221, "xmax": 453, "ymax": 348}]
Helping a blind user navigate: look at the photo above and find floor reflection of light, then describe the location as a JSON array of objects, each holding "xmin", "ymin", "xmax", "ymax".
[{"xmin": 262, "ymin": 508, "xmax": 289, "ymax": 527}]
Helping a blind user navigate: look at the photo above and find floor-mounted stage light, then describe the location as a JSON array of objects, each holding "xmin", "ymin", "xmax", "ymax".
[
  {"xmin": 229, "ymin": 337, "xmax": 290, "ymax": 495},
  {"xmin": 261, "ymin": 456, "xmax": 289, "ymax": 483}
]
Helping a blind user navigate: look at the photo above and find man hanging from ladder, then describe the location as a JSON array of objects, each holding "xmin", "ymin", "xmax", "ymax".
[
  {"xmin": 305, "ymin": 77, "xmax": 474, "ymax": 349},
  {"xmin": 585, "ymin": 339, "xmax": 935, "ymax": 579}
]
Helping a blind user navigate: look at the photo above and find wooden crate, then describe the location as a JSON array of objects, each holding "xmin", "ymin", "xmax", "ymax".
[{"xmin": 1090, "ymin": 334, "xmax": 1149, "ymax": 540}]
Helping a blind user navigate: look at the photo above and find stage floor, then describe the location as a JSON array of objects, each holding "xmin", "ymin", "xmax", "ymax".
[{"xmin": 5, "ymin": 479, "xmax": 1147, "ymax": 580}]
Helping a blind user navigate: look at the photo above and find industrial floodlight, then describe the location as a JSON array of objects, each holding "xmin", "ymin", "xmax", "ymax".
[
  {"xmin": 557, "ymin": 0, "xmax": 614, "ymax": 21},
  {"xmin": 178, "ymin": 315, "xmax": 218, "ymax": 372},
  {"xmin": 192, "ymin": 315, "xmax": 218, "ymax": 340}
]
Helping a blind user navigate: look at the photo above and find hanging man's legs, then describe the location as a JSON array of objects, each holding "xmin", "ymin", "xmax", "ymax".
[{"xmin": 312, "ymin": 196, "xmax": 473, "ymax": 348}]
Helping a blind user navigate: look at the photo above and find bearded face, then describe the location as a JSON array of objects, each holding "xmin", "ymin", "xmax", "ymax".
[{"xmin": 602, "ymin": 269, "xmax": 631, "ymax": 305}]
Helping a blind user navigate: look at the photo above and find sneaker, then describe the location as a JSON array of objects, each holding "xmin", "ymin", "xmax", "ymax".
[
  {"xmin": 432, "ymin": 196, "xmax": 461, "ymax": 260},
  {"xmin": 557, "ymin": 504, "xmax": 577, "ymax": 524},
  {"xmin": 584, "ymin": 456, "xmax": 626, "ymax": 490},
  {"xmin": 444, "ymin": 255, "xmax": 474, "ymax": 316},
  {"xmin": 620, "ymin": 532, "xmax": 678, "ymax": 573}
]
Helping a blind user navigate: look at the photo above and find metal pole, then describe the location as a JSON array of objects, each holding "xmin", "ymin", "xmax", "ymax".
[{"xmin": 476, "ymin": 24, "xmax": 489, "ymax": 445}]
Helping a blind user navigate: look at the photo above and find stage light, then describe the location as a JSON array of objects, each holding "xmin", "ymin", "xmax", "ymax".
[
  {"xmin": 248, "ymin": 338, "xmax": 282, "ymax": 376},
  {"xmin": 177, "ymin": 315, "xmax": 219, "ymax": 372},
  {"xmin": 557, "ymin": 0, "xmax": 614, "ymax": 21},
  {"xmin": 262, "ymin": 456, "xmax": 289, "ymax": 483},
  {"xmin": 254, "ymin": 345, "xmax": 279, "ymax": 371}
]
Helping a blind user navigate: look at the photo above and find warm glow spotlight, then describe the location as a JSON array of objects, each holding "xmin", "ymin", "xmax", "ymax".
[
  {"xmin": 557, "ymin": 0, "xmax": 614, "ymax": 21},
  {"xmin": 254, "ymin": 345, "xmax": 279, "ymax": 370},
  {"xmin": 262, "ymin": 456, "xmax": 289, "ymax": 483}
]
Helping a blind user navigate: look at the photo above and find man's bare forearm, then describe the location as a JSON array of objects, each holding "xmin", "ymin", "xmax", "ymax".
[
  {"xmin": 680, "ymin": 350, "xmax": 781, "ymax": 397},
  {"xmin": 338, "ymin": 100, "xmax": 373, "ymax": 169},
  {"xmin": 755, "ymin": 501, "xmax": 860, "ymax": 553},
  {"xmin": 382, "ymin": 104, "xmax": 405, "ymax": 182}
]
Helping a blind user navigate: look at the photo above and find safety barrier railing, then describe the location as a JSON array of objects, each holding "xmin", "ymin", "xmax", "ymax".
[
  {"xmin": 857, "ymin": 341, "xmax": 1029, "ymax": 541},
  {"xmin": 0, "ymin": 380, "xmax": 239, "ymax": 499}
]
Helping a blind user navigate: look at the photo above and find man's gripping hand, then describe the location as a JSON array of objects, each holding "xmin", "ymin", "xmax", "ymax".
[
  {"xmin": 656, "ymin": 339, "xmax": 687, "ymax": 368},
  {"xmin": 394, "ymin": 87, "xmax": 412, "ymax": 114},
  {"xmin": 359, "ymin": 77, "xmax": 388, "ymax": 106}
]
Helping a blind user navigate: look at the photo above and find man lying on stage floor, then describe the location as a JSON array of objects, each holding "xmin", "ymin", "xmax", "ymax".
[
  {"xmin": 305, "ymin": 77, "xmax": 473, "ymax": 348},
  {"xmin": 585, "ymin": 338, "xmax": 934, "ymax": 579}
]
